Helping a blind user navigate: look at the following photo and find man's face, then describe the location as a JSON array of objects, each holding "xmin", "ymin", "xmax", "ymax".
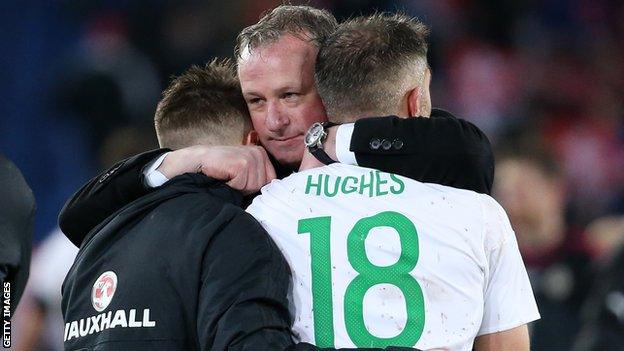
[
  {"xmin": 494, "ymin": 158, "xmax": 565, "ymax": 248},
  {"xmin": 238, "ymin": 34, "xmax": 328, "ymax": 169}
]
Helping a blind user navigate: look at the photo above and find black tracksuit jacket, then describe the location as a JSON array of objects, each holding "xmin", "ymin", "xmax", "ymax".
[{"xmin": 62, "ymin": 174, "xmax": 294, "ymax": 350}]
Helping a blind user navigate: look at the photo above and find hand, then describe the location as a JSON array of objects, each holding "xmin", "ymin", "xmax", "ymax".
[{"xmin": 157, "ymin": 145, "xmax": 276, "ymax": 195}]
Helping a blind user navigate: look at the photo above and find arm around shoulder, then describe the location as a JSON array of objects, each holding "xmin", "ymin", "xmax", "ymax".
[
  {"xmin": 349, "ymin": 111, "xmax": 494, "ymax": 194},
  {"xmin": 58, "ymin": 148, "xmax": 169, "ymax": 246}
]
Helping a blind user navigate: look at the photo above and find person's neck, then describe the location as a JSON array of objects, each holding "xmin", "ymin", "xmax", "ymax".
[{"xmin": 299, "ymin": 149, "xmax": 325, "ymax": 171}]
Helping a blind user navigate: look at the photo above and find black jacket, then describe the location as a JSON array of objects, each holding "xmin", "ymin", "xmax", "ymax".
[
  {"xmin": 0, "ymin": 154, "xmax": 36, "ymax": 315},
  {"xmin": 62, "ymin": 174, "xmax": 294, "ymax": 350},
  {"xmin": 59, "ymin": 110, "xmax": 493, "ymax": 247}
]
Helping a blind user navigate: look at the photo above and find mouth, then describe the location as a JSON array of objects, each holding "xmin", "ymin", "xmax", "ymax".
[
  {"xmin": 272, "ymin": 135, "xmax": 302, "ymax": 142},
  {"xmin": 270, "ymin": 135, "xmax": 304, "ymax": 148}
]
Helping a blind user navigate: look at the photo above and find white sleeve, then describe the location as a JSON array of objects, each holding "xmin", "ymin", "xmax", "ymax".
[
  {"xmin": 143, "ymin": 152, "xmax": 170, "ymax": 188},
  {"xmin": 335, "ymin": 123, "xmax": 358, "ymax": 165},
  {"xmin": 477, "ymin": 195, "xmax": 540, "ymax": 336}
]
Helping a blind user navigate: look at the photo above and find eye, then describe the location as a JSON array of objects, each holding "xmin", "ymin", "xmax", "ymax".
[
  {"xmin": 282, "ymin": 92, "xmax": 299, "ymax": 101},
  {"xmin": 246, "ymin": 97, "xmax": 264, "ymax": 106}
]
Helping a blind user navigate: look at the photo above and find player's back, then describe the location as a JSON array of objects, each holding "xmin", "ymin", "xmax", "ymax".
[
  {"xmin": 247, "ymin": 163, "xmax": 538, "ymax": 351},
  {"xmin": 62, "ymin": 173, "xmax": 288, "ymax": 350}
]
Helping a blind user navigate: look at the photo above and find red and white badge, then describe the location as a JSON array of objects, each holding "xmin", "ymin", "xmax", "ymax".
[{"xmin": 91, "ymin": 271, "xmax": 118, "ymax": 312}]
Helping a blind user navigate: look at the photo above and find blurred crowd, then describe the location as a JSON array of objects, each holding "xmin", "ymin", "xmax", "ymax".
[{"xmin": 2, "ymin": 0, "xmax": 623, "ymax": 350}]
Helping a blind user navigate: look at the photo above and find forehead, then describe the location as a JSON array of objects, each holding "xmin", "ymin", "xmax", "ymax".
[{"xmin": 237, "ymin": 35, "xmax": 318, "ymax": 93}]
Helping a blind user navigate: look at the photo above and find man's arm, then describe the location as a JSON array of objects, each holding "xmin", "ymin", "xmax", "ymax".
[
  {"xmin": 58, "ymin": 146, "xmax": 275, "ymax": 246},
  {"xmin": 346, "ymin": 109, "xmax": 494, "ymax": 194},
  {"xmin": 473, "ymin": 325, "xmax": 530, "ymax": 351},
  {"xmin": 59, "ymin": 110, "xmax": 492, "ymax": 245},
  {"xmin": 58, "ymin": 148, "xmax": 169, "ymax": 246}
]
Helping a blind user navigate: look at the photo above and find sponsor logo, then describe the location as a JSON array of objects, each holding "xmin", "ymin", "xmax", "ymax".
[
  {"xmin": 91, "ymin": 271, "xmax": 117, "ymax": 312},
  {"xmin": 64, "ymin": 308, "xmax": 156, "ymax": 342}
]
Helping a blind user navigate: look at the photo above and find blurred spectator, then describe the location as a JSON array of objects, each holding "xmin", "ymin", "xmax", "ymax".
[
  {"xmin": 584, "ymin": 216, "xmax": 624, "ymax": 262},
  {"xmin": 12, "ymin": 229, "xmax": 78, "ymax": 351},
  {"xmin": 55, "ymin": 11, "xmax": 161, "ymax": 145},
  {"xmin": 494, "ymin": 146, "xmax": 594, "ymax": 351},
  {"xmin": 0, "ymin": 154, "xmax": 36, "ymax": 315},
  {"xmin": 573, "ymin": 216, "xmax": 624, "ymax": 351},
  {"xmin": 577, "ymin": 214, "xmax": 624, "ymax": 349}
]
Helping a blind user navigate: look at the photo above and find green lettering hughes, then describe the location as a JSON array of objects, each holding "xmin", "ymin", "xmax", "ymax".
[
  {"xmin": 341, "ymin": 176, "xmax": 358, "ymax": 194},
  {"xmin": 359, "ymin": 171, "xmax": 374, "ymax": 197},
  {"xmin": 374, "ymin": 171, "xmax": 389, "ymax": 196},
  {"xmin": 390, "ymin": 174, "xmax": 404, "ymax": 194},
  {"xmin": 305, "ymin": 174, "xmax": 323, "ymax": 195},
  {"xmin": 323, "ymin": 176, "xmax": 341, "ymax": 197},
  {"xmin": 305, "ymin": 172, "xmax": 405, "ymax": 197}
]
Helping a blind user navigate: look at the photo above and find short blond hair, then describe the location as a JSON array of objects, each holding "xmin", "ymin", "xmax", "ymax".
[
  {"xmin": 154, "ymin": 59, "xmax": 251, "ymax": 149},
  {"xmin": 315, "ymin": 13, "xmax": 430, "ymax": 122}
]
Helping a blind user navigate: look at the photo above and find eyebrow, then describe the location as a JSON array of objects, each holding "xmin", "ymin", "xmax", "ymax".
[
  {"xmin": 279, "ymin": 86, "xmax": 301, "ymax": 92},
  {"xmin": 242, "ymin": 91, "xmax": 263, "ymax": 97}
]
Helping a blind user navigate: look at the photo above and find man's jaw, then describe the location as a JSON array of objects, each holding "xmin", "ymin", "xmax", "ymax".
[{"xmin": 263, "ymin": 134, "xmax": 306, "ymax": 171}]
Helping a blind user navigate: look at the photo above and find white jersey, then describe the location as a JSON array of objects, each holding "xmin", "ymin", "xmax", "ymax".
[{"xmin": 247, "ymin": 164, "xmax": 539, "ymax": 351}]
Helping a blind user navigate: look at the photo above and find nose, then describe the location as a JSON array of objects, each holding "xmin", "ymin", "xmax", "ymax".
[{"xmin": 265, "ymin": 101, "xmax": 289, "ymax": 132}]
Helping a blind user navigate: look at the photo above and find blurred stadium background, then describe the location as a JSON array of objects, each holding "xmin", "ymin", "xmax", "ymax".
[{"xmin": 2, "ymin": 0, "xmax": 623, "ymax": 350}]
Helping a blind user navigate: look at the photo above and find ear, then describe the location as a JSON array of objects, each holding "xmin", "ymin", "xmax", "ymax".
[
  {"xmin": 243, "ymin": 130, "xmax": 259, "ymax": 145},
  {"xmin": 406, "ymin": 86, "xmax": 421, "ymax": 117}
]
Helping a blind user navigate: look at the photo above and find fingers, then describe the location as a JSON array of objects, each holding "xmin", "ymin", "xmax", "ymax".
[
  {"xmin": 238, "ymin": 146, "xmax": 273, "ymax": 195},
  {"xmin": 247, "ymin": 147, "xmax": 263, "ymax": 192},
  {"xmin": 158, "ymin": 146, "xmax": 207, "ymax": 179},
  {"xmin": 225, "ymin": 153, "xmax": 252, "ymax": 192},
  {"xmin": 221, "ymin": 146, "xmax": 275, "ymax": 195},
  {"xmin": 259, "ymin": 147, "xmax": 277, "ymax": 182},
  {"xmin": 192, "ymin": 145, "xmax": 276, "ymax": 195}
]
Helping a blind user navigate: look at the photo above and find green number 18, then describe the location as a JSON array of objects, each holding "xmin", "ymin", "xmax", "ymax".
[{"xmin": 298, "ymin": 211, "xmax": 425, "ymax": 348}]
